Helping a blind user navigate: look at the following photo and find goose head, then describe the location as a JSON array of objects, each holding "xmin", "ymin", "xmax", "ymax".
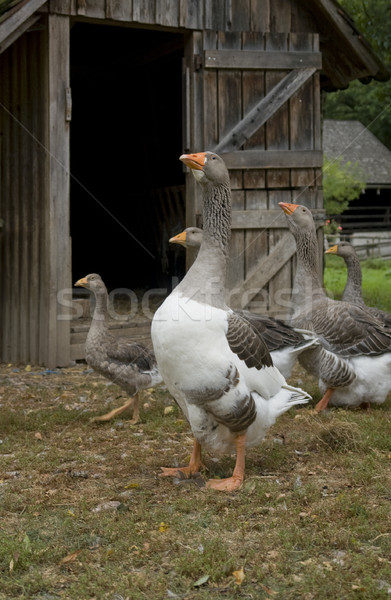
[
  {"xmin": 169, "ymin": 227, "xmax": 203, "ymax": 249},
  {"xmin": 325, "ymin": 241, "xmax": 355, "ymax": 258},
  {"xmin": 278, "ymin": 202, "xmax": 316, "ymax": 235},
  {"xmin": 74, "ymin": 273, "xmax": 105, "ymax": 292},
  {"xmin": 180, "ymin": 151, "xmax": 230, "ymax": 187}
]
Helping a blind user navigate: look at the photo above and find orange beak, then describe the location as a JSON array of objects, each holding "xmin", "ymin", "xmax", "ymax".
[
  {"xmin": 74, "ymin": 277, "xmax": 88, "ymax": 287},
  {"xmin": 278, "ymin": 202, "xmax": 300, "ymax": 215},
  {"xmin": 325, "ymin": 244, "xmax": 338, "ymax": 255},
  {"xmin": 169, "ymin": 230, "xmax": 187, "ymax": 246},
  {"xmin": 179, "ymin": 152, "xmax": 206, "ymax": 171}
]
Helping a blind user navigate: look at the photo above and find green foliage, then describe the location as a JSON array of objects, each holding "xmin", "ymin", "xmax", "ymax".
[
  {"xmin": 324, "ymin": 0, "xmax": 391, "ymax": 149},
  {"xmin": 323, "ymin": 155, "xmax": 366, "ymax": 215}
]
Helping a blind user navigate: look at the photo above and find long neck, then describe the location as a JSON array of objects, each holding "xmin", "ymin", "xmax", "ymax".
[
  {"xmin": 342, "ymin": 253, "xmax": 364, "ymax": 304},
  {"xmin": 90, "ymin": 289, "xmax": 109, "ymax": 331},
  {"xmin": 290, "ymin": 224, "xmax": 325, "ymax": 319},
  {"xmin": 179, "ymin": 181, "xmax": 231, "ymax": 307}
]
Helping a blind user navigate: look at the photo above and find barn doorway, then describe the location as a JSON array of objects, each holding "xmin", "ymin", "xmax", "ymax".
[{"xmin": 70, "ymin": 23, "xmax": 186, "ymax": 303}]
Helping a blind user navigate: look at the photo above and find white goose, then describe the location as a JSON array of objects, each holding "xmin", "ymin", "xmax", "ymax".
[
  {"xmin": 151, "ymin": 152, "xmax": 310, "ymax": 491},
  {"xmin": 169, "ymin": 226, "xmax": 318, "ymax": 379},
  {"xmin": 279, "ymin": 202, "xmax": 391, "ymax": 411}
]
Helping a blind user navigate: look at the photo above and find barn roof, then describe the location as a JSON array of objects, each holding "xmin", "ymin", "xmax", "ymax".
[
  {"xmin": 323, "ymin": 119, "xmax": 391, "ymax": 187},
  {"xmin": 0, "ymin": 0, "xmax": 389, "ymax": 89}
]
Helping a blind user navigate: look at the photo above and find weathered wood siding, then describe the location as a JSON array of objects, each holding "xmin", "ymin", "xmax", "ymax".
[
  {"xmin": 0, "ymin": 15, "xmax": 71, "ymax": 366},
  {"xmin": 0, "ymin": 28, "xmax": 50, "ymax": 365}
]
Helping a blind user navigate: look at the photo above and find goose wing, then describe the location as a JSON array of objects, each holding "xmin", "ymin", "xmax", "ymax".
[
  {"xmin": 106, "ymin": 338, "xmax": 157, "ymax": 371},
  {"xmin": 237, "ymin": 310, "xmax": 305, "ymax": 351},
  {"xmin": 226, "ymin": 311, "xmax": 273, "ymax": 369},
  {"xmin": 312, "ymin": 300, "xmax": 391, "ymax": 357}
]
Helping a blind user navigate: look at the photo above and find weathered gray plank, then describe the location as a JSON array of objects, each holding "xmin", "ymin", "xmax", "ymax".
[
  {"xmin": 222, "ymin": 150, "xmax": 323, "ymax": 169},
  {"xmin": 0, "ymin": 0, "xmax": 47, "ymax": 47},
  {"xmin": 213, "ymin": 67, "xmax": 316, "ymax": 153},
  {"xmin": 238, "ymin": 232, "xmax": 298, "ymax": 308},
  {"xmin": 155, "ymin": 0, "xmax": 179, "ymax": 27},
  {"xmin": 204, "ymin": 49, "xmax": 322, "ymax": 70},
  {"xmin": 105, "ymin": 0, "xmax": 132, "ymax": 20},
  {"xmin": 231, "ymin": 208, "xmax": 325, "ymax": 229},
  {"xmin": 179, "ymin": 0, "xmax": 202, "ymax": 29},
  {"xmin": 48, "ymin": 13, "xmax": 71, "ymax": 367}
]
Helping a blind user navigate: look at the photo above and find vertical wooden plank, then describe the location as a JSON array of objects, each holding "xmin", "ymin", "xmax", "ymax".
[
  {"xmin": 132, "ymin": 0, "xmax": 155, "ymax": 22},
  {"xmin": 19, "ymin": 33, "xmax": 29, "ymax": 363},
  {"xmin": 270, "ymin": 0, "xmax": 291, "ymax": 32},
  {"xmin": 81, "ymin": 0, "xmax": 105, "ymax": 18},
  {"xmin": 105, "ymin": 0, "xmax": 132, "ymax": 21},
  {"xmin": 29, "ymin": 31, "xmax": 42, "ymax": 364},
  {"xmin": 155, "ymin": 0, "xmax": 179, "ymax": 27},
  {"xmin": 204, "ymin": 0, "xmax": 226, "ymax": 30},
  {"xmin": 242, "ymin": 31, "xmax": 265, "ymax": 150},
  {"xmin": 228, "ymin": 0, "xmax": 250, "ymax": 32},
  {"xmin": 250, "ymin": 0, "xmax": 270, "ymax": 32},
  {"xmin": 10, "ymin": 44, "xmax": 20, "ymax": 363},
  {"xmin": 179, "ymin": 0, "xmax": 202, "ymax": 29},
  {"xmin": 264, "ymin": 33, "xmax": 291, "ymax": 317},
  {"xmin": 0, "ymin": 46, "xmax": 12, "ymax": 361},
  {"xmin": 48, "ymin": 13, "xmax": 71, "ymax": 367}
]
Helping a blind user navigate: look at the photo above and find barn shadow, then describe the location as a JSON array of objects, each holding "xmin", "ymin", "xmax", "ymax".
[{"xmin": 70, "ymin": 23, "xmax": 186, "ymax": 298}]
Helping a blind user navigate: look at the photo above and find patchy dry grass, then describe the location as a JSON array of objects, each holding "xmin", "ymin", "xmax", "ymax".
[{"xmin": 0, "ymin": 363, "xmax": 390, "ymax": 600}]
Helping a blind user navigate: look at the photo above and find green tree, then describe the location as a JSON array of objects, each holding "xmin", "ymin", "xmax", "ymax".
[
  {"xmin": 323, "ymin": 155, "xmax": 366, "ymax": 226},
  {"xmin": 324, "ymin": 0, "xmax": 391, "ymax": 149}
]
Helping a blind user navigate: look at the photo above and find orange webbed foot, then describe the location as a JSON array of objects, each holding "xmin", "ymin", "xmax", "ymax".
[{"xmin": 206, "ymin": 476, "xmax": 243, "ymax": 491}]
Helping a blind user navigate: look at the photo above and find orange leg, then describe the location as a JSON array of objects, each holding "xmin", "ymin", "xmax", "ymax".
[
  {"xmin": 91, "ymin": 393, "xmax": 139, "ymax": 424},
  {"xmin": 315, "ymin": 388, "xmax": 334, "ymax": 412},
  {"xmin": 206, "ymin": 432, "xmax": 246, "ymax": 492},
  {"xmin": 160, "ymin": 438, "xmax": 203, "ymax": 478}
]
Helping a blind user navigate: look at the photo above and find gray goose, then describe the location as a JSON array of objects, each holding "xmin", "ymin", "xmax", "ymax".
[
  {"xmin": 151, "ymin": 152, "xmax": 309, "ymax": 491},
  {"xmin": 325, "ymin": 241, "xmax": 391, "ymax": 327},
  {"xmin": 74, "ymin": 274, "xmax": 162, "ymax": 423},
  {"xmin": 279, "ymin": 202, "xmax": 391, "ymax": 411},
  {"xmin": 169, "ymin": 226, "xmax": 318, "ymax": 379}
]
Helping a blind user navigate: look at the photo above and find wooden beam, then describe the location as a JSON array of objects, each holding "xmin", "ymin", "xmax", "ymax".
[
  {"xmin": 0, "ymin": 0, "xmax": 47, "ymax": 47},
  {"xmin": 214, "ymin": 67, "xmax": 317, "ymax": 153},
  {"xmin": 204, "ymin": 50, "xmax": 322, "ymax": 70},
  {"xmin": 0, "ymin": 14, "xmax": 40, "ymax": 54},
  {"xmin": 232, "ymin": 209, "xmax": 326, "ymax": 229},
  {"xmin": 221, "ymin": 150, "xmax": 323, "ymax": 169},
  {"xmin": 237, "ymin": 233, "xmax": 297, "ymax": 308}
]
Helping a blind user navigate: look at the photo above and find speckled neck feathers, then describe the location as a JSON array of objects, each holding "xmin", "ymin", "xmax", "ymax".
[
  {"xmin": 342, "ymin": 253, "xmax": 364, "ymax": 305},
  {"xmin": 178, "ymin": 180, "xmax": 231, "ymax": 307}
]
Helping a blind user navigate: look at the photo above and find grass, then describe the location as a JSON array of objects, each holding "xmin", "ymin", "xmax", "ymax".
[
  {"xmin": 324, "ymin": 255, "xmax": 391, "ymax": 312},
  {"xmin": 0, "ymin": 363, "xmax": 390, "ymax": 600},
  {"xmin": 0, "ymin": 258, "xmax": 390, "ymax": 599}
]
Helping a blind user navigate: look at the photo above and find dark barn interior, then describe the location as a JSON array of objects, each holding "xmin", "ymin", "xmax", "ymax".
[{"xmin": 70, "ymin": 24, "xmax": 186, "ymax": 295}]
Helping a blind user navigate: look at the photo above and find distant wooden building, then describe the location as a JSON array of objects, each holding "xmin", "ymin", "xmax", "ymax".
[
  {"xmin": 0, "ymin": 0, "xmax": 388, "ymax": 366},
  {"xmin": 323, "ymin": 119, "xmax": 391, "ymax": 233}
]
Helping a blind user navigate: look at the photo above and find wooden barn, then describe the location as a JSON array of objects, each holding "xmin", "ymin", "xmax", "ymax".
[{"xmin": 0, "ymin": 0, "xmax": 388, "ymax": 367}]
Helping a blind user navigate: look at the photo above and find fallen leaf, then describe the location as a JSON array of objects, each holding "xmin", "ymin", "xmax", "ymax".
[
  {"xmin": 159, "ymin": 522, "xmax": 169, "ymax": 532},
  {"xmin": 59, "ymin": 549, "xmax": 82, "ymax": 565},
  {"xmin": 9, "ymin": 559, "xmax": 14, "ymax": 574},
  {"xmin": 193, "ymin": 574, "xmax": 209, "ymax": 587},
  {"xmin": 164, "ymin": 406, "xmax": 174, "ymax": 415},
  {"xmin": 233, "ymin": 566, "xmax": 245, "ymax": 585},
  {"xmin": 34, "ymin": 432, "xmax": 43, "ymax": 440}
]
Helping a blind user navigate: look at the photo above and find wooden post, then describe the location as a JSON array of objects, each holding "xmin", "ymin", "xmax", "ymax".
[{"xmin": 48, "ymin": 13, "xmax": 71, "ymax": 366}]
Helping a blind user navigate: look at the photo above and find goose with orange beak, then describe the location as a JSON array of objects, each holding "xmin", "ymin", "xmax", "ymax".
[
  {"xmin": 169, "ymin": 226, "xmax": 319, "ymax": 379},
  {"xmin": 325, "ymin": 241, "xmax": 391, "ymax": 327},
  {"xmin": 279, "ymin": 201, "xmax": 391, "ymax": 411},
  {"xmin": 151, "ymin": 152, "xmax": 310, "ymax": 491}
]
